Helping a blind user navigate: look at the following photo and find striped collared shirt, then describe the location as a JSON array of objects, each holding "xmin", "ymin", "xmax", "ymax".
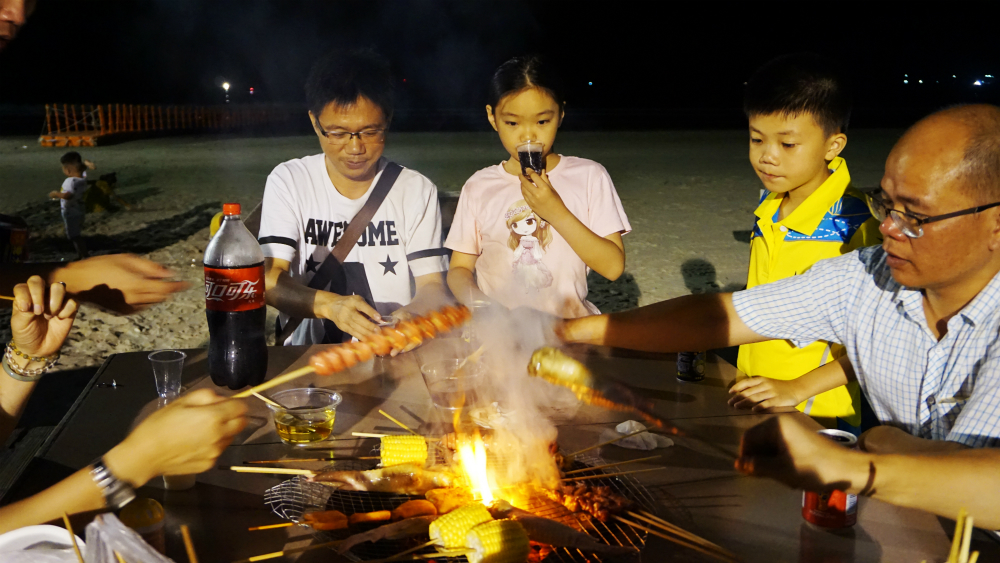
[{"xmin": 732, "ymin": 245, "xmax": 1000, "ymax": 447}]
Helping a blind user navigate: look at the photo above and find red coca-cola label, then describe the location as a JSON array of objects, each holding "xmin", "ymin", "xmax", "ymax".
[
  {"xmin": 802, "ymin": 490, "xmax": 857, "ymax": 528},
  {"xmin": 204, "ymin": 264, "xmax": 265, "ymax": 312}
]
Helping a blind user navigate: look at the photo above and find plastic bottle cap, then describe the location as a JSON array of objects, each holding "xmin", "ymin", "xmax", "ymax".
[{"xmin": 223, "ymin": 203, "xmax": 241, "ymax": 215}]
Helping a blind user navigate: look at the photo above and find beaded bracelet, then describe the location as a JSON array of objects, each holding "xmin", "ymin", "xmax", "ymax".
[{"xmin": 3, "ymin": 342, "xmax": 60, "ymax": 381}]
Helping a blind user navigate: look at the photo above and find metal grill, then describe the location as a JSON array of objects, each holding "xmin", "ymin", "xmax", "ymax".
[{"xmin": 263, "ymin": 450, "xmax": 658, "ymax": 562}]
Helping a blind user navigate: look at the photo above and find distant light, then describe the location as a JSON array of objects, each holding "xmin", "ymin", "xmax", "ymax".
[
  {"xmin": 222, "ymin": 82, "xmax": 230, "ymax": 92},
  {"xmin": 588, "ymin": 81, "xmax": 593, "ymax": 86},
  {"xmin": 402, "ymin": 78, "xmax": 407, "ymax": 82},
  {"xmin": 953, "ymin": 75, "xmax": 957, "ymax": 78},
  {"xmin": 903, "ymin": 80, "xmax": 909, "ymax": 84},
  {"xmin": 249, "ymin": 87, "xmax": 254, "ymax": 95},
  {"xmin": 904, "ymin": 74, "xmax": 908, "ymax": 77},
  {"xmin": 974, "ymin": 80, "xmax": 983, "ymax": 86},
  {"xmin": 987, "ymin": 75, "xmax": 995, "ymax": 78},
  {"xmin": 918, "ymin": 80, "xmax": 923, "ymax": 84}
]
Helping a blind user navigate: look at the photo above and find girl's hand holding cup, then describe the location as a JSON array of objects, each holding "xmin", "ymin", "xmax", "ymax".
[{"xmin": 520, "ymin": 168, "xmax": 569, "ymax": 226}]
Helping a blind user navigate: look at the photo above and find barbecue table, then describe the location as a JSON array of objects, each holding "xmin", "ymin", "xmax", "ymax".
[{"xmin": 17, "ymin": 344, "xmax": 1000, "ymax": 562}]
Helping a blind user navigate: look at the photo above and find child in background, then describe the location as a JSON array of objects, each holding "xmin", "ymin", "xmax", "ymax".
[
  {"xmin": 446, "ymin": 56, "xmax": 631, "ymax": 318},
  {"xmin": 730, "ymin": 53, "xmax": 880, "ymax": 430},
  {"xmin": 48, "ymin": 152, "xmax": 89, "ymax": 259}
]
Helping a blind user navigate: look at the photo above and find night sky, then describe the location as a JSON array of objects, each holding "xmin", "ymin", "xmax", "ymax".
[{"xmin": 1, "ymin": 1, "xmax": 997, "ymax": 130}]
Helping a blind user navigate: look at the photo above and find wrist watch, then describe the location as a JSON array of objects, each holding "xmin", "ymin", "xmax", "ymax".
[{"xmin": 90, "ymin": 458, "xmax": 137, "ymax": 510}]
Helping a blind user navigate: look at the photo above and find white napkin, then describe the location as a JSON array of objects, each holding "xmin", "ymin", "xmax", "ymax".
[{"xmin": 597, "ymin": 420, "xmax": 674, "ymax": 451}]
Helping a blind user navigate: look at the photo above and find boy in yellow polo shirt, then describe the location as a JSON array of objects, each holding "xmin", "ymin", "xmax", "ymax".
[{"xmin": 733, "ymin": 54, "xmax": 880, "ymax": 429}]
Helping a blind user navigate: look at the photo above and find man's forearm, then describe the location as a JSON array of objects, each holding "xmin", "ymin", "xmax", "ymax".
[
  {"xmin": 0, "ymin": 467, "xmax": 104, "ymax": 534},
  {"xmin": 265, "ymin": 271, "xmax": 323, "ymax": 319},
  {"xmin": 859, "ymin": 425, "xmax": 969, "ymax": 455},
  {"xmin": 563, "ymin": 293, "xmax": 767, "ymax": 352}
]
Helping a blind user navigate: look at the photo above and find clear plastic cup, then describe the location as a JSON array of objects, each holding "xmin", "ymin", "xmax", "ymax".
[
  {"xmin": 420, "ymin": 359, "xmax": 486, "ymax": 412},
  {"xmin": 266, "ymin": 388, "xmax": 341, "ymax": 445},
  {"xmin": 516, "ymin": 140, "xmax": 544, "ymax": 175},
  {"xmin": 148, "ymin": 350, "xmax": 185, "ymax": 399}
]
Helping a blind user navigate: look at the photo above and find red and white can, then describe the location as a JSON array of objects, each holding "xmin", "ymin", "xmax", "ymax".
[{"xmin": 802, "ymin": 429, "xmax": 858, "ymax": 528}]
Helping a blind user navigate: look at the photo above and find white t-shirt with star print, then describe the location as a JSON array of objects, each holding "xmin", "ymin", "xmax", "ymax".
[{"xmin": 258, "ymin": 155, "xmax": 448, "ymax": 345}]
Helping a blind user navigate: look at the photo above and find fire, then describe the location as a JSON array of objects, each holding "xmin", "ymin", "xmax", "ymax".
[{"xmin": 458, "ymin": 430, "xmax": 494, "ymax": 505}]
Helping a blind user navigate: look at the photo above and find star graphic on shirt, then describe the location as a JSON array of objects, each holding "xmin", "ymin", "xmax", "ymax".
[
  {"xmin": 305, "ymin": 255, "xmax": 320, "ymax": 273},
  {"xmin": 379, "ymin": 255, "xmax": 398, "ymax": 275}
]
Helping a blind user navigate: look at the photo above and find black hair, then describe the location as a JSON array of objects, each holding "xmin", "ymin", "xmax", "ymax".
[
  {"xmin": 60, "ymin": 151, "xmax": 85, "ymax": 172},
  {"xmin": 488, "ymin": 55, "xmax": 565, "ymax": 112},
  {"xmin": 937, "ymin": 104, "xmax": 1000, "ymax": 201},
  {"xmin": 305, "ymin": 48, "xmax": 394, "ymax": 123},
  {"xmin": 744, "ymin": 53, "xmax": 852, "ymax": 136}
]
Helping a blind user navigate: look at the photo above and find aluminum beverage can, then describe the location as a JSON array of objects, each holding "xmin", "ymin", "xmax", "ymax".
[{"xmin": 802, "ymin": 429, "xmax": 858, "ymax": 528}]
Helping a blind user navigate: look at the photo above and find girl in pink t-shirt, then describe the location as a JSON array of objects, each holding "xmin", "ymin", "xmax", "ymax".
[{"xmin": 445, "ymin": 56, "xmax": 631, "ymax": 318}]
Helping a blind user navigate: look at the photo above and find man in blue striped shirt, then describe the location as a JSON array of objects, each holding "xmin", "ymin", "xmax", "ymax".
[{"xmin": 560, "ymin": 104, "xmax": 1000, "ymax": 453}]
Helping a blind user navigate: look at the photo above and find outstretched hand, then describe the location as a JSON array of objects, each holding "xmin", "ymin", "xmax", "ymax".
[
  {"xmin": 10, "ymin": 276, "xmax": 78, "ymax": 358},
  {"xmin": 55, "ymin": 254, "xmax": 189, "ymax": 314},
  {"xmin": 104, "ymin": 390, "xmax": 248, "ymax": 486},
  {"xmin": 728, "ymin": 376, "xmax": 802, "ymax": 411}
]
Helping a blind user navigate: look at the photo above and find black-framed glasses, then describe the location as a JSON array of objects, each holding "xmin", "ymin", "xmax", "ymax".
[
  {"xmin": 313, "ymin": 120, "xmax": 386, "ymax": 146},
  {"xmin": 865, "ymin": 190, "xmax": 1000, "ymax": 238}
]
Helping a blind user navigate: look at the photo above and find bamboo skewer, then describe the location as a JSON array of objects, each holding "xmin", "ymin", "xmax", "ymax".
[
  {"xmin": 614, "ymin": 515, "xmax": 739, "ymax": 563},
  {"xmin": 949, "ymin": 509, "xmax": 967, "ymax": 563},
  {"xmin": 245, "ymin": 456, "xmax": 378, "ymax": 464},
  {"xmin": 231, "ymin": 539, "xmax": 342, "ymax": 563},
  {"xmin": 232, "ymin": 366, "xmax": 315, "ymax": 399},
  {"xmin": 226, "ymin": 466, "xmax": 315, "ymax": 476},
  {"xmin": 62, "ymin": 513, "xmax": 85, "ymax": 563},
  {"xmin": 114, "ymin": 552, "xmax": 127, "ymax": 563},
  {"xmin": 248, "ymin": 522, "xmax": 295, "ymax": 531},
  {"xmin": 352, "ymin": 431, "xmax": 439, "ymax": 441},
  {"xmin": 251, "ymin": 392, "xmax": 284, "ymax": 409},
  {"xmin": 562, "ymin": 455, "xmax": 662, "ymax": 475},
  {"xmin": 631, "ymin": 510, "xmax": 740, "ymax": 561},
  {"xmin": 959, "ymin": 515, "xmax": 974, "ymax": 563},
  {"xmin": 566, "ymin": 428, "xmax": 649, "ymax": 457},
  {"xmin": 0, "ymin": 295, "xmax": 13, "ymax": 301},
  {"xmin": 181, "ymin": 524, "xmax": 199, "ymax": 563},
  {"xmin": 379, "ymin": 409, "xmax": 419, "ymax": 435},
  {"xmin": 561, "ymin": 466, "xmax": 667, "ymax": 481}
]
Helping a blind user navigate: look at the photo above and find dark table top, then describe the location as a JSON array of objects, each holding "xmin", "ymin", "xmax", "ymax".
[{"xmin": 23, "ymin": 344, "xmax": 1000, "ymax": 562}]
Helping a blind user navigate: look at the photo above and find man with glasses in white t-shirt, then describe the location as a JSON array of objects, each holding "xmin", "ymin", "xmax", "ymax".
[
  {"xmin": 560, "ymin": 104, "xmax": 1000, "ymax": 454},
  {"xmin": 259, "ymin": 49, "xmax": 448, "ymax": 345}
]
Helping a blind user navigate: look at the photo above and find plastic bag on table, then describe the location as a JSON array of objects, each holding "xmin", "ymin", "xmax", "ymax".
[
  {"xmin": 82, "ymin": 514, "xmax": 174, "ymax": 563},
  {"xmin": 597, "ymin": 420, "xmax": 674, "ymax": 451}
]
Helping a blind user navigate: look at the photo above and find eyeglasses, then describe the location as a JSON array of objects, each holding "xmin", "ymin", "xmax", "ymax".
[
  {"xmin": 865, "ymin": 190, "xmax": 1000, "ymax": 238},
  {"xmin": 314, "ymin": 120, "xmax": 386, "ymax": 146}
]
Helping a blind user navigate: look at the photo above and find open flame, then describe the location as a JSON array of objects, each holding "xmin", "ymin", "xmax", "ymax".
[{"xmin": 457, "ymin": 429, "xmax": 494, "ymax": 505}]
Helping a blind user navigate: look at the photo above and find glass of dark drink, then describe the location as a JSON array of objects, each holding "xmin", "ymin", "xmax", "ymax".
[{"xmin": 517, "ymin": 141, "xmax": 544, "ymax": 176}]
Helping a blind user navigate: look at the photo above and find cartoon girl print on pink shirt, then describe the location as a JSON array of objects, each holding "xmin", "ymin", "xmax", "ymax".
[{"xmin": 505, "ymin": 199, "xmax": 553, "ymax": 291}]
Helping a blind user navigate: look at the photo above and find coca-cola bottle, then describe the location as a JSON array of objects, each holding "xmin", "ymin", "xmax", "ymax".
[{"xmin": 204, "ymin": 203, "xmax": 267, "ymax": 389}]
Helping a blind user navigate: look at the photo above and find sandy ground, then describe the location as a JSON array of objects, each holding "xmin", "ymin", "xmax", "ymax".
[{"xmin": 0, "ymin": 130, "xmax": 902, "ymax": 369}]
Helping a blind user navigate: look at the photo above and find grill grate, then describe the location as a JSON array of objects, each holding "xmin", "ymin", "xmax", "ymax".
[{"xmin": 263, "ymin": 450, "xmax": 658, "ymax": 562}]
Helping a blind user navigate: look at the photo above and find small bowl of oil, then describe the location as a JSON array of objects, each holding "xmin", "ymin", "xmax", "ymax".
[{"xmin": 267, "ymin": 388, "xmax": 341, "ymax": 446}]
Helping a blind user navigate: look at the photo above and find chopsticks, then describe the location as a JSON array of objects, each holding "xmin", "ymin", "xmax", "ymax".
[
  {"xmin": 562, "ymin": 466, "xmax": 667, "ymax": 481},
  {"xmin": 614, "ymin": 510, "xmax": 741, "ymax": 563}
]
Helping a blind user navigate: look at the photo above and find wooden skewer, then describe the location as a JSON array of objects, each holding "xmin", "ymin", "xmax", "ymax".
[
  {"xmin": 232, "ymin": 365, "xmax": 315, "ymax": 399},
  {"xmin": 614, "ymin": 515, "xmax": 739, "ymax": 563},
  {"xmin": 566, "ymin": 428, "xmax": 650, "ymax": 457},
  {"xmin": 181, "ymin": 524, "xmax": 199, "ymax": 563},
  {"xmin": 631, "ymin": 510, "xmax": 740, "ymax": 561},
  {"xmin": 251, "ymin": 392, "xmax": 285, "ymax": 409},
  {"xmin": 969, "ymin": 552, "xmax": 980, "ymax": 563},
  {"xmin": 561, "ymin": 466, "xmax": 667, "ymax": 481},
  {"xmin": 115, "ymin": 552, "xmax": 127, "ymax": 563},
  {"xmin": 379, "ymin": 409, "xmax": 419, "ymax": 435},
  {"xmin": 248, "ymin": 522, "xmax": 295, "ymax": 531},
  {"xmin": 0, "ymin": 295, "xmax": 13, "ymax": 301},
  {"xmin": 231, "ymin": 540, "xmax": 342, "ymax": 563},
  {"xmin": 959, "ymin": 515, "xmax": 974, "ymax": 563},
  {"xmin": 353, "ymin": 431, "xmax": 439, "ymax": 441},
  {"xmin": 246, "ymin": 456, "xmax": 379, "ymax": 464},
  {"xmin": 949, "ymin": 508, "xmax": 968, "ymax": 563},
  {"xmin": 226, "ymin": 466, "xmax": 315, "ymax": 476},
  {"xmin": 563, "ymin": 455, "xmax": 662, "ymax": 475},
  {"xmin": 62, "ymin": 513, "xmax": 85, "ymax": 563}
]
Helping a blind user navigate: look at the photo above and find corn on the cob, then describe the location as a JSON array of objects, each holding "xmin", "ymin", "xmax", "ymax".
[
  {"xmin": 380, "ymin": 435, "xmax": 428, "ymax": 467},
  {"xmin": 465, "ymin": 519, "xmax": 530, "ymax": 563},
  {"xmin": 428, "ymin": 502, "xmax": 492, "ymax": 549}
]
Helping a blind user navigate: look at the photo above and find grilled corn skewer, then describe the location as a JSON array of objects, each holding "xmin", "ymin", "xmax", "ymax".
[
  {"xmin": 428, "ymin": 503, "xmax": 492, "ymax": 549},
  {"xmin": 466, "ymin": 519, "xmax": 530, "ymax": 563}
]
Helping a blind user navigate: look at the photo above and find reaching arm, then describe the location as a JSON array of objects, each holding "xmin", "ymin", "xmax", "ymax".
[
  {"xmin": 858, "ymin": 425, "xmax": 969, "ymax": 455},
  {"xmin": 737, "ymin": 415, "xmax": 999, "ymax": 527},
  {"xmin": 559, "ymin": 292, "xmax": 767, "ymax": 352},
  {"xmin": 264, "ymin": 257, "xmax": 380, "ymax": 340},
  {"xmin": 0, "ymin": 390, "xmax": 247, "ymax": 533},
  {"xmin": 446, "ymin": 252, "xmax": 493, "ymax": 306},
  {"xmin": 729, "ymin": 354, "xmax": 855, "ymax": 411},
  {"xmin": 520, "ymin": 170, "xmax": 625, "ymax": 280}
]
